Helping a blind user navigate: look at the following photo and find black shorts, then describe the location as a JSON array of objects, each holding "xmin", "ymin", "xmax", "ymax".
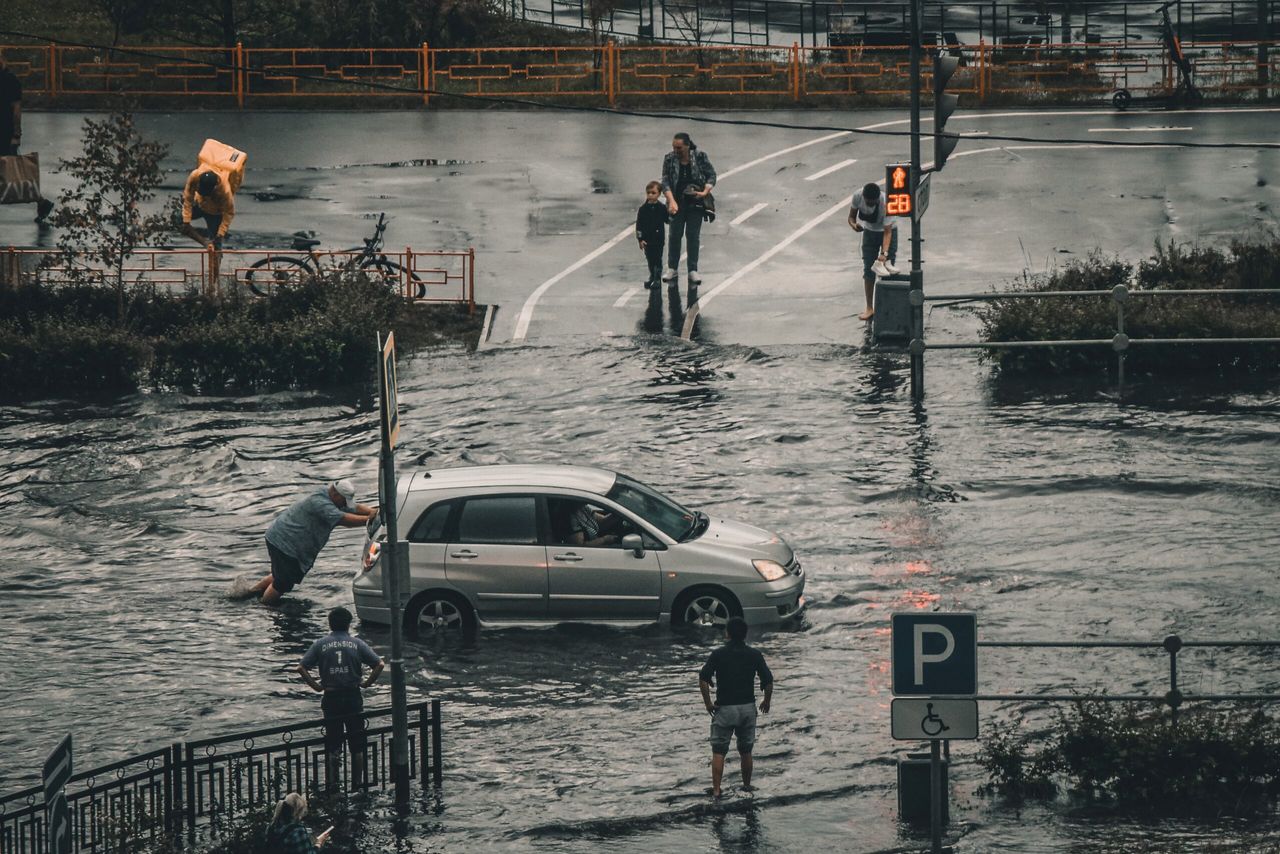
[
  {"xmin": 0, "ymin": 141, "xmax": 17, "ymax": 157},
  {"xmin": 191, "ymin": 204, "xmax": 224, "ymax": 246},
  {"xmin": 322, "ymin": 689, "xmax": 367, "ymax": 754},
  {"xmin": 267, "ymin": 541, "xmax": 305, "ymax": 593}
]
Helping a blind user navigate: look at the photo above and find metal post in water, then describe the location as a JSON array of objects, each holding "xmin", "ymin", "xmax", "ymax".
[
  {"xmin": 909, "ymin": 0, "xmax": 925, "ymax": 401},
  {"xmin": 930, "ymin": 739, "xmax": 942, "ymax": 854},
  {"xmin": 381, "ymin": 444, "xmax": 410, "ymax": 812}
]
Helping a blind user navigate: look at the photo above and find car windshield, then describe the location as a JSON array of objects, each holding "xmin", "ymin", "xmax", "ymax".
[{"xmin": 606, "ymin": 473, "xmax": 697, "ymax": 541}]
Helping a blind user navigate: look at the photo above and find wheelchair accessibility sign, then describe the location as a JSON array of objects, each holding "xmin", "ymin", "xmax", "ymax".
[{"xmin": 891, "ymin": 698, "xmax": 978, "ymax": 740}]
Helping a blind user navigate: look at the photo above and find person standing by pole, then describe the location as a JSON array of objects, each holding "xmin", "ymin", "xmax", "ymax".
[
  {"xmin": 297, "ymin": 607, "xmax": 384, "ymax": 792},
  {"xmin": 848, "ymin": 182, "xmax": 900, "ymax": 322}
]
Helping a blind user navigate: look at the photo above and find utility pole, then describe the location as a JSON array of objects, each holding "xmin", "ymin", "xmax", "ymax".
[
  {"xmin": 908, "ymin": 0, "xmax": 925, "ymax": 402},
  {"xmin": 377, "ymin": 332, "xmax": 410, "ymax": 814}
]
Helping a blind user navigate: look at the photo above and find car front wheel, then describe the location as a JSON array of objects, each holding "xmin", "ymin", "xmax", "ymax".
[
  {"xmin": 406, "ymin": 591, "xmax": 477, "ymax": 639},
  {"xmin": 673, "ymin": 587, "xmax": 742, "ymax": 628}
]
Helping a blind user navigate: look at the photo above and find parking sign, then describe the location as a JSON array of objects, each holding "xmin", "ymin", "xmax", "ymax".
[{"xmin": 891, "ymin": 613, "xmax": 977, "ymax": 696}]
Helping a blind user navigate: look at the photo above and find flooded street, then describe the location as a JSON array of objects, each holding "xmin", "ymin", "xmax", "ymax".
[
  {"xmin": 4, "ymin": 337, "xmax": 1280, "ymax": 851},
  {"xmin": 3, "ymin": 108, "xmax": 1280, "ymax": 851}
]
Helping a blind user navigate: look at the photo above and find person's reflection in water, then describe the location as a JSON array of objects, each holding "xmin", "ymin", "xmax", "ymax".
[
  {"xmin": 710, "ymin": 800, "xmax": 764, "ymax": 851},
  {"xmin": 860, "ymin": 351, "xmax": 905, "ymax": 406},
  {"xmin": 268, "ymin": 599, "xmax": 324, "ymax": 659},
  {"xmin": 667, "ymin": 284, "xmax": 686, "ymax": 336},
  {"xmin": 640, "ymin": 282, "xmax": 665, "ymax": 334}
]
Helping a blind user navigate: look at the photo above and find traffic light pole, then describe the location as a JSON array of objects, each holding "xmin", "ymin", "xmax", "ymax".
[{"xmin": 908, "ymin": 0, "xmax": 925, "ymax": 402}]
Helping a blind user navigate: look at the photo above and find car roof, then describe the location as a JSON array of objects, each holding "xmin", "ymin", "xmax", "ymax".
[{"xmin": 407, "ymin": 464, "xmax": 618, "ymax": 495}]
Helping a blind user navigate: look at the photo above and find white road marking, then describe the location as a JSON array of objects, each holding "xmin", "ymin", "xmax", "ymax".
[
  {"xmin": 730, "ymin": 202, "xmax": 769, "ymax": 226},
  {"xmin": 805, "ymin": 158, "xmax": 858, "ymax": 181},
  {"xmin": 614, "ymin": 286, "xmax": 641, "ymax": 308},
  {"xmin": 1088, "ymin": 126, "xmax": 1193, "ymax": 133},
  {"xmin": 960, "ymin": 130, "xmax": 989, "ymax": 136},
  {"xmin": 513, "ymin": 129, "xmax": 867, "ymax": 343},
  {"xmin": 681, "ymin": 195, "xmax": 855, "ymax": 339}
]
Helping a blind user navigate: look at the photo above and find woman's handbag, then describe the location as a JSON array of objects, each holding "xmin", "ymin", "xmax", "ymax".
[{"xmin": 693, "ymin": 191, "xmax": 716, "ymax": 223}]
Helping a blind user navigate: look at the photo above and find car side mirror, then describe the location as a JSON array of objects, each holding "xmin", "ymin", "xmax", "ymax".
[{"xmin": 621, "ymin": 533, "xmax": 644, "ymax": 558}]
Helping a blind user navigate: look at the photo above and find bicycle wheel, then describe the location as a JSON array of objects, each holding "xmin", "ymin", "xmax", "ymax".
[
  {"xmin": 362, "ymin": 259, "xmax": 425, "ymax": 299},
  {"xmin": 243, "ymin": 256, "xmax": 310, "ymax": 297}
]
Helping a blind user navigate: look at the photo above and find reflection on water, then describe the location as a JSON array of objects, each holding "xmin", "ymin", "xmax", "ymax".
[{"xmin": 2, "ymin": 338, "xmax": 1279, "ymax": 850}]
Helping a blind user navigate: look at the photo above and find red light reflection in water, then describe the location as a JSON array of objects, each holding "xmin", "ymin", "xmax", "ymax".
[{"xmin": 904, "ymin": 560, "xmax": 932, "ymax": 576}]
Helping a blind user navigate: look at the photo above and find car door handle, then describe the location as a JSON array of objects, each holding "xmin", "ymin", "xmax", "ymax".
[
  {"xmin": 552, "ymin": 553, "xmax": 584, "ymax": 562},
  {"xmin": 449, "ymin": 550, "xmax": 478, "ymax": 559}
]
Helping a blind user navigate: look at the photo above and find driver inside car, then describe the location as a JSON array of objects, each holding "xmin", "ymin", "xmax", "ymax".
[{"xmin": 567, "ymin": 503, "xmax": 623, "ymax": 547}]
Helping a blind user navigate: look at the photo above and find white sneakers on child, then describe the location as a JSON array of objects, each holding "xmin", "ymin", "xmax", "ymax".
[
  {"xmin": 687, "ymin": 271, "xmax": 702, "ymax": 285},
  {"xmin": 662, "ymin": 267, "xmax": 678, "ymax": 282}
]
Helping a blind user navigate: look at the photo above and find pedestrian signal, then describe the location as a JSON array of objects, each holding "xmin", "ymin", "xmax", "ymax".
[{"xmin": 885, "ymin": 163, "xmax": 912, "ymax": 216}]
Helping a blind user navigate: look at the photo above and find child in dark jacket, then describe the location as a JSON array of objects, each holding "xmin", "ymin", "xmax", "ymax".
[{"xmin": 636, "ymin": 180, "xmax": 669, "ymax": 289}]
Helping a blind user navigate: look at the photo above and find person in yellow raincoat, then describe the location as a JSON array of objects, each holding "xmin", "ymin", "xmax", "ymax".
[{"xmin": 181, "ymin": 169, "xmax": 235, "ymax": 297}]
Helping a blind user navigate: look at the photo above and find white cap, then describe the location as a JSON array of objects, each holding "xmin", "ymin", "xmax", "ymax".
[{"xmin": 331, "ymin": 479, "xmax": 357, "ymax": 507}]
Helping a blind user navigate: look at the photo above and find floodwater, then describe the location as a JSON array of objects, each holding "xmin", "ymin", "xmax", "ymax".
[
  {"xmin": 3, "ymin": 109, "xmax": 1280, "ymax": 852},
  {"xmin": 3, "ymin": 338, "xmax": 1279, "ymax": 852}
]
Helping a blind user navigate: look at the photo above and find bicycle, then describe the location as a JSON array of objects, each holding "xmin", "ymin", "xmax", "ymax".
[{"xmin": 242, "ymin": 213, "xmax": 425, "ymax": 297}]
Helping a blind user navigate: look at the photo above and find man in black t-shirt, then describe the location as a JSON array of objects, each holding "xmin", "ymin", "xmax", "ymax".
[
  {"xmin": 0, "ymin": 50, "xmax": 54, "ymax": 223},
  {"xmin": 699, "ymin": 616, "xmax": 774, "ymax": 798}
]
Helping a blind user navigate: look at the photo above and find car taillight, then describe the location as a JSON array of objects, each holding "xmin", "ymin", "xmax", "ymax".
[{"xmin": 362, "ymin": 541, "xmax": 382, "ymax": 572}]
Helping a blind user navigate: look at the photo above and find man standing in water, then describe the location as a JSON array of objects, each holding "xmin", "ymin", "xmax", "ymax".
[
  {"xmin": 297, "ymin": 606, "xmax": 384, "ymax": 791},
  {"xmin": 249, "ymin": 479, "xmax": 376, "ymax": 605},
  {"xmin": 699, "ymin": 616, "xmax": 774, "ymax": 798}
]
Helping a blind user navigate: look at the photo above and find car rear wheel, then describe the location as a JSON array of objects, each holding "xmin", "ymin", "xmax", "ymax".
[
  {"xmin": 406, "ymin": 591, "xmax": 476, "ymax": 639},
  {"xmin": 673, "ymin": 587, "xmax": 742, "ymax": 628}
]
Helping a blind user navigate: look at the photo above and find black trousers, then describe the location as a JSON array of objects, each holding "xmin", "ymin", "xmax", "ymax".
[{"xmin": 643, "ymin": 241, "xmax": 665, "ymax": 282}]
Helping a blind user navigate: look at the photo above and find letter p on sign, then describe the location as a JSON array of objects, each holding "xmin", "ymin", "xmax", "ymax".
[{"xmin": 892, "ymin": 613, "xmax": 977, "ymax": 696}]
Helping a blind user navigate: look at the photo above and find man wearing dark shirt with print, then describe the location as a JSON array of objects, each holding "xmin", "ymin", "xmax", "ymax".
[
  {"xmin": 699, "ymin": 616, "xmax": 773, "ymax": 798},
  {"xmin": 298, "ymin": 607, "xmax": 384, "ymax": 791}
]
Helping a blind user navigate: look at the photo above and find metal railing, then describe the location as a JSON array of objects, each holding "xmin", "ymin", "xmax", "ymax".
[
  {"xmin": 922, "ymin": 284, "xmax": 1280, "ymax": 392},
  {"xmin": 975, "ymin": 636, "xmax": 1280, "ymax": 722},
  {"xmin": 509, "ymin": 0, "xmax": 1278, "ymax": 48},
  {"xmin": 0, "ymin": 701, "xmax": 442, "ymax": 854},
  {"xmin": 4, "ymin": 38, "xmax": 1276, "ymax": 105},
  {"xmin": 1, "ymin": 246, "xmax": 477, "ymax": 312}
]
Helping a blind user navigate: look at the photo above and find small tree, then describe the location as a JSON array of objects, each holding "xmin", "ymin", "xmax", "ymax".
[{"xmin": 49, "ymin": 112, "xmax": 180, "ymax": 322}]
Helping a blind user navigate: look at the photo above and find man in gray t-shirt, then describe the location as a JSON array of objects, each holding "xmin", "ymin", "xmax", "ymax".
[
  {"xmin": 298, "ymin": 606, "xmax": 384, "ymax": 790},
  {"xmin": 248, "ymin": 479, "xmax": 376, "ymax": 605},
  {"xmin": 847, "ymin": 182, "xmax": 900, "ymax": 322}
]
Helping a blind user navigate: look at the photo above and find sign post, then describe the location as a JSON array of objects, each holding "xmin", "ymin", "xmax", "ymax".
[
  {"xmin": 378, "ymin": 331, "xmax": 410, "ymax": 813},
  {"xmin": 43, "ymin": 735, "xmax": 72, "ymax": 854},
  {"xmin": 891, "ymin": 613, "xmax": 978, "ymax": 854}
]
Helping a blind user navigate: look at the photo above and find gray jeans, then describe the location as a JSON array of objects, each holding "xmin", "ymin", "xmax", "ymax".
[{"xmin": 667, "ymin": 206, "xmax": 704, "ymax": 272}]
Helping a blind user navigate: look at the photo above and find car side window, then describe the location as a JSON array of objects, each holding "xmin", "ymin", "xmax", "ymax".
[
  {"xmin": 551, "ymin": 498, "xmax": 631, "ymax": 548},
  {"xmin": 456, "ymin": 496, "xmax": 539, "ymax": 546},
  {"xmin": 407, "ymin": 501, "xmax": 452, "ymax": 543}
]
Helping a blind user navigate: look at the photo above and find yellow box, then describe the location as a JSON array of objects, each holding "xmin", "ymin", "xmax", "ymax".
[{"xmin": 197, "ymin": 139, "xmax": 247, "ymax": 194}]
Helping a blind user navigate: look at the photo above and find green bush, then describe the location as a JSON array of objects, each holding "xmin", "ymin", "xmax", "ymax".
[
  {"xmin": 976, "ymin": 238, "xmax": 1280, "ymax": 378},
  {"xmin": 0, "ymin": 318, "xmax": 152, "ymax": 396},
  {"xmin": 0, "ymin": 268, "xmax": 435, "ymax": 399},
  {"xmin": 979, "ymin": 702, "xmax": 1280, "ymax": 815}
]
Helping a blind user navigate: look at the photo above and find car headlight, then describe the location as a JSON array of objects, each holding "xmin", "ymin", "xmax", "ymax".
[
  {"xmin": 752, "ymin": 559, "xmax": 787, "ymax": 581},
  {"xmin": 362, "ymin": 541, "xmax": 382, "ymax": 572}
]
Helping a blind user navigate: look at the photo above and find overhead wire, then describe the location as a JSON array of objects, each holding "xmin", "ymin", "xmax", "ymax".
[{"xmin": 4, "ymin": 28, "xmax": 1278, "ymax": 151}]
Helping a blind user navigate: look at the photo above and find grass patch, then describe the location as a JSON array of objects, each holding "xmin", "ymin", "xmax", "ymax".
[
  {"xmin": 976, "ymin": 237, "xmax": 1280, "ymax": 379},
  {"xmin": 978, "ymin": 701, "xmax": 1280, "ymax": 816},
  {"xmin": 0, "ymin": 273, "xmax": 483, "ymax": 400}
]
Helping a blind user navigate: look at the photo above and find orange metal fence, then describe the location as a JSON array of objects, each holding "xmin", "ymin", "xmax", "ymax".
[
  {"xmin": 3, "ymin": 40, "xmax": 1276, "ymax": 104},
  {"xmin": 1, "ymin": 246, "xmax": 477, "ymax": 311}
]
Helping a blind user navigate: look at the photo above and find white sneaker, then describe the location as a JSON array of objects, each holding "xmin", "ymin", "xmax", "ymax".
[
  {"xmin": 687, "ymin": 271, "xmax": 702, "ymax": 285},
  {"xmin": 662, "ymin": 267, "xmax": 678, "ymax": 282},
  {"xmin": 870, "ymin": 259, "xmax": 892, "ymax": 278},
  {"xmin": 884, "ymin": 260, "xmax": 901, "ymax": 275}
]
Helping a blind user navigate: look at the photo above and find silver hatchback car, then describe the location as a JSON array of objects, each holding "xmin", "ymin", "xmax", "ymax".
[{"xmin": 352, "ymin": 464, "xmax": 805, "ymax": 637}]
